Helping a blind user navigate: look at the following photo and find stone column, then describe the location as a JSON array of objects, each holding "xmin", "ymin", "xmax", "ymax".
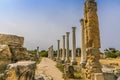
[
  {"xmin": 48, "ymin": 45, "xmax": 54, "ymax": 59},
  {"xmin": 57, "ymin": 40, "xmax": 60, "ymax": 60},
  {"xmin": 84, "ymin": 0, "xmax": 102, "ymax": 80},
  {"xmin": 36, "ymin": 46, "xmax": 39, "ymax": 59},
  {"xmin": 77, "ymin": 49, "xmax": 80, "ymax": 57},
  {"xmin": 51, "ymin": 45, "xmax": 54, "ymax": 59},
  {"xmin": 71, "ymin": 27, "xmax": 77, "ymax": 65},
  {"xmin": 48, "ymin": 48, "xmax": 50, "ymax": 58},
  {"xmin": 62, "ymin": 35, "xmax": 65, "ymax": 62},
  {"xmin": 65, "ymin": 32, "xmax": 70, "ymax": 63},
  {"xmin": 80, "ymin": 19, "xmax": 86, "ymax": 68}
]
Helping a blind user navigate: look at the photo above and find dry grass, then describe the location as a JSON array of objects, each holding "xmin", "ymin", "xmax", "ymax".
[
  {"xmin": 100, "ymin": 58, "xmax": 120, "ymax": 65},
  {"xmin": 75, "ymin": 57, "xmax": 120, "ymax": 66}
]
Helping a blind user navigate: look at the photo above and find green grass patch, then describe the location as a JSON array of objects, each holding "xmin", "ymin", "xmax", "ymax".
[{"xmin": 56, "ymin": 62, "xmax": 64, "ymax": 73}]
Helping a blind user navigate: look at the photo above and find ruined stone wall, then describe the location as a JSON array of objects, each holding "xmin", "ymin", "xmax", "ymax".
[{"xmin": 0, "ymin": 34, "xmax": 30, "ymax": 71}]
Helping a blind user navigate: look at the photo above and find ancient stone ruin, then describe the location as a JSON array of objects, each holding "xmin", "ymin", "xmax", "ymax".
[
  {"xmin": 48, "ymin": 45, "xmax": 54, "ymax": 59},
  {"xmin": 0, "ymin": 34, "xmax": 29, "ymax": 63},
  {"xmin": 0, "ymin": 45, "xmax": 11, "ymax": 71},
  {"xmin": 81, "ymin": 0, "xmax": 104, "ymax": 80},
  {"xmin": 5, "ymin": 61, "xmax": 36, "ymax": 80},
  {"xmin": 0, "ymin": 34, "xmax": 36, "ymax": 80}
]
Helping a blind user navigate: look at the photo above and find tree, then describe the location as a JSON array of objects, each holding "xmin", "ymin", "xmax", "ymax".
[
  {"xmin": 104, "ymin": 48, "xmax": 120, "ymax": 58},
  {"xmin": 39, "ymin": 50, "xmax": 48, "ymax": 57}
]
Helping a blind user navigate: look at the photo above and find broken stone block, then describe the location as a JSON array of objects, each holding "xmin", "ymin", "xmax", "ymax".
[
  {"xmin": 64, "ymin": 64, "xmax": 74, "ymax": 78},
  {"xmin": 0, "ymin": 34, "xmax": 24, "ymax": 47},
  {"xmin": 9, "ymin": 46, "xmax": 29, "ymax": 62},
  {"xmin": 0, "ymin": 73, "xmax": 4, "ymax": 80},
  {"xmin": 94, "ymin": 73, "xmax": 104, "ymax": 80},
  {"xmin": 4, "ymin": 61, "xmax": 36, "ymax": 80},
  {"xmin": 35, "ymin": 74, "xmax": 53, "ymax": 80},
  {"xmin": 0, "ymin": 45, "xmax": 11, "ymax": 71}
]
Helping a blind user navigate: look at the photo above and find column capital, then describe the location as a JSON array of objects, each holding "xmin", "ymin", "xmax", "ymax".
[
  {"xmin": 72, "ymin": 27, "xmax": 76, "ymax": 29},
  {"xmin": 80, "ymin": 19, "xmax": 84, "ymax": 25},
  {"xmin": 66, "ymin": 32, "xmax": 70, "ymax": 35},
  {"xmin": 86, "ymin": 0, "xmax": 95, "ymax": 2},
  {"xmin": 57, "ymin": 40, "xmax": 60, "ymax": 42},
  {"xmin": 72, "ymin": 27, "xmax": 76, "ymax": 31},
  {"xmin": 63, "ymin": 35, "xmax": 65, "ymax": 38}
]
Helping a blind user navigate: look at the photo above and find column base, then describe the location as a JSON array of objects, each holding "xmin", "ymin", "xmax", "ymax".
[
  {"xmin": 71, "ymin": 60, "xmax": 77, "ymax": 65},
  {"xmin": 80, "ymin": 61, "xmax": 86, "ymax": 69},
  {"xmin": 61, "ymin": 60, "xmax": 65, "ymax": 64},
  {"xmin": 56, "ymin": 58, "xmax": 60, "ymax": 62},
  {"xmin": 65, "ymin": 59, "xmax": 70, "ymax": 63}
]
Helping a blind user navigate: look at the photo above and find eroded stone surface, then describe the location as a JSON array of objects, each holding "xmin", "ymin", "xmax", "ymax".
[
  {"xmin": 83, "ymin": 0, "xmax": 102, "ymax": 79},
  {"xmin": 10, "ymin": 46, "xmax": 29, "ymax": 62},
  {"xmin": 0, "ymin": 34, "xmax": 24, "ymax": 47},
  {"xmin": 0, "ymin": 45, "xmax": 11, "ymax": 71},
  {"xmin": 84, "ymin": 0, "xmax": 100, "ymax": 48},
  {"xmin": 5, "ymin": 61, "xmax": 36, "ymax": 80},
  {"xmin": 64, "ymin": 64, "xmax": 74, "ymax": 78}
]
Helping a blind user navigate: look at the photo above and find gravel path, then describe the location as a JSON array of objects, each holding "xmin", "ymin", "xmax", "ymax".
[{"xmin": 35, "ymin": 58, "xmax": 64, "ymax": 80}]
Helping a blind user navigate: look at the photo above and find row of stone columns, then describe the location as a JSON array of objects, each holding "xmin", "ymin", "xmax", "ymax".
[
  {"xmin": 56, "ymin": 27, "xmax": 78, "ymax": 65},
  {"xmin": 48, "ymin": 23, "xmax": 86, "ymax": 66}
]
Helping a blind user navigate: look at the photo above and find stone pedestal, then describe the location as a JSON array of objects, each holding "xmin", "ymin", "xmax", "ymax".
[
  {"xmin": 65, "ymin": 32, "xmax": 70, "ymax": 63},
  {"xmin": 71, "ymin": 27, "xmax": 77, "ymax": 65},
  {"xmin": 5, "ymin": 61, "xmax": 36, "ymax": 80},
  {"xmin": 85, "ymin": 48, "xmax": 102, "ymax": 80}
]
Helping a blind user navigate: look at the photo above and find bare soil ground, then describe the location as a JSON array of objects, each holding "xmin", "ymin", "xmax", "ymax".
[{"xmin": 35, "ymin": 58, "xmax": 64, "ymax": 80}]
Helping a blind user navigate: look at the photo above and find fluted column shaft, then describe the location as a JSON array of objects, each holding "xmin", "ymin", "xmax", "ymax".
[
  {"xmin": 62, "ymin": 35, "xmax": 65, "ymax": 61},
  {"xmin": 65, "ymin": 32, "xmax": 70, "ymax": 63},
  {"xmin": 80, "ymin": 19, "xmax": 86, "ymax": 67},
  {"xmin": 71, "ymin": 27, "xmax": 77, "ymax": 64},
  {"xmin": 57, "ymin": 40, "xmax": 60, "ymax": 60}
]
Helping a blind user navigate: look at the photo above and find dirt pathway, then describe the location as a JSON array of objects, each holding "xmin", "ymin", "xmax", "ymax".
[{"xmin": 35, "ymin": 58, "xmax": 64, "ymax": 80}]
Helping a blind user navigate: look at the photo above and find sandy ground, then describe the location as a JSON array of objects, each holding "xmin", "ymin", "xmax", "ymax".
[{"xmin": 35, "ymin": 58, "xmax": 64, "ymax": 80}]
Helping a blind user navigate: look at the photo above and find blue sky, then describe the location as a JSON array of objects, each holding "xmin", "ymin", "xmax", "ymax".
[{"xmin": 0, "ymin": 0, "xmax": 120, "ymax": 51}]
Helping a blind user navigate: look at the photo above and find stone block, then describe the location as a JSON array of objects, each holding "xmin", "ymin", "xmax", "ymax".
[
  {"xmin": 0, "ymin": 45, "xmax": 11, "ymax": 71},
  {"xmin": 9, "ymin": 47, "xmax": 29, "ymax": 62},
  {"xmin": 64, "ymin": 64, "xmax": 74, "ymax": 78},
  {"xmin": 0, "ymin": 34, "xmax": 24, "ymax": 47},
  {"xmin": 4, "ymin": 61, "xmax": 36, "ymax": 80},
  {"xmin": 94, "ymin": 73, "xmax": 104, "ymax": 80},
  {"xmin": 104, "ymin": 73, "xmax": 116, "ymax": 80}
]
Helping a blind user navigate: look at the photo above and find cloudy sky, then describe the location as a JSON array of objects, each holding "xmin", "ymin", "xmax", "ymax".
[{"xmin": 0, "ymin": 0, "xmax": 120, "ymax": 51}]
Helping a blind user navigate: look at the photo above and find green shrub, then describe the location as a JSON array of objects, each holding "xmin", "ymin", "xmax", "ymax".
[
  {"xmin": 104, "ymin": 48, "xmax": 120, "ymax": 58},
  {"xmin": 40, "ymin": 50, "xmax": 48, "ymax": 57}
]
